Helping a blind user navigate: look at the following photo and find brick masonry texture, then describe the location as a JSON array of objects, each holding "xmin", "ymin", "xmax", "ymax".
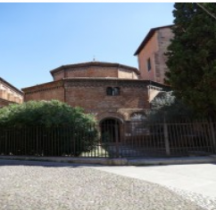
[
  {"xmin": 23, "ymin": 80, "xmax": 65, "ymax": 103},
  {"xmin": 65, "ymin": 79, "xmax": 149, "ymax": 120},
  {"xmin": 65, "ymin": 66, "xmax": 118, "ymax": 78},
  {"xmin": 22, "ymin": 26, "xmax": 173, "ymax": 122},
  {"xmin": 23, "ymin": 63, "xmax": 153, "ymax": 122},
  {"xmin": 23, "ymin": 78, "xmax": 150, "ymax": 122},
  {"xmin": 138, "ymin": 32, "xmax": 158, "ymax": 81},
  {"xmin": 155, "ymin": 27, "xmax": 174, "ymax": 83},
  {"xmin": 137, "ymin": 26, "xmax": 173, "ymax": 84},
  {"xmin": 51, "ymin": 63, "xmax": 140, "ymax": 81},
  {"xmin": 24, "ymin": 87, "xmax": 65, "ymax": 102}
]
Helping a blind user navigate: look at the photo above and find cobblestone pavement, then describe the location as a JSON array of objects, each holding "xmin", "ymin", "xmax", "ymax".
[{"xmin": 0, "ymin": 160, "xmax": 205, "ymax": 210}]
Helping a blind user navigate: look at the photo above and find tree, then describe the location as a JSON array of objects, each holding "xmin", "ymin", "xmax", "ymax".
[
  {"xmin": 0, "ymin": 100, "xmax": 99, "ymax": 156},
  {"xmin": 165, "ymin": 3, "xmax": 216, "ymax": 119},
  {"xmin": 148, "ymin": 91, "xmax": 194, "ymax": 122}
]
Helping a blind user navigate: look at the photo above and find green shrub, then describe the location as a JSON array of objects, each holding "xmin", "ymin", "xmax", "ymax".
[{"xmin": 0, "ymin": 100, "xmax": 99, "ymax": 156}]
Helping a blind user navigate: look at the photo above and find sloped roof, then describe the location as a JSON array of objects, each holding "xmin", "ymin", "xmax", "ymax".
[
  {"xmin": 0, "ymin": 77, "xmax": 23, "ymax": 95},
  {"xmin": 134, "ymin": 25, "xmax": 174, "ymax": 56},
  {"xmin": 50, "ymin": 61, "xmax": 140, "ymax": 76}
]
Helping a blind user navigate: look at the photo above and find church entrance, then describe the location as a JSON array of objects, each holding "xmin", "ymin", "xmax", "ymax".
[{"xmin": 100, "ymin": 118, "xmax": 121, "ymax": 143}]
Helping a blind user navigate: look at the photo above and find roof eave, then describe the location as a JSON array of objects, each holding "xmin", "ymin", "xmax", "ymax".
[
  {"xmin": 0, "ymin": 77, "xmax": 23, "ymax": 95},
  {"xmin": 134, "ymin": 24, "xmax": 174, "ymax": 56},
  {"xmin": 50, "ymin": 62, "xmax": 140, "ymax": 76}
]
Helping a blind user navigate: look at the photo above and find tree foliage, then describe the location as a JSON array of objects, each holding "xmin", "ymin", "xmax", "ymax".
[
  {"xmin": 0, "ymin": 100, "xmax": 99, "ymax": 156},
  {"xmin": 148, "ymin": 91, "xmax": 194, "ymax": 122},
  {"xmin": 165, "ymin": 3, "xmax": 216, "ymax": 118}
]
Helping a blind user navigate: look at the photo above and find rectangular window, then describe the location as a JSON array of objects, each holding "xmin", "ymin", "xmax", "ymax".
[
  {"xmin": 106, "ymin": 87, "xmax": 120, "ymax": 96},
  {"xmin": 147, "ymin": 58, "xmax": 151, "ymax": 71}
]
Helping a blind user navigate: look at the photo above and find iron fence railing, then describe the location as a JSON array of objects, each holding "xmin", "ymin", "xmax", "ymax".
[{"xmin": 0, "ymin": 119, "xmax": 215, "ymax": 158}]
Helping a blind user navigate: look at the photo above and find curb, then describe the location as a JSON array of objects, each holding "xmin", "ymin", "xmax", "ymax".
[
  {"xmin": 0, "ymin": 156, "xmax": 128, "ymax": 166},
  {"xmin": 128, "ymin": 156, "xmax": 216, "ymax": 166},
  {"xmin": 0, "ymin": 155, "xmax": 215, "ymax": 166}
]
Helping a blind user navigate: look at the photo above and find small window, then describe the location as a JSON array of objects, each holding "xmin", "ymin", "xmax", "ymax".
[
  {"xmin": 147, "ymin": 58, "xmax": 151, "ymax": 71},
  {"xmin": 113, "ymin": 87, "xmax": 120, "ymax": 96},
  {"xmin": 106, "ymin": 87, "xmax": 113, "ymax": 96},
  {"xmin": 106, "ymin": 87, "xmax": 120, "ymax": 96}
]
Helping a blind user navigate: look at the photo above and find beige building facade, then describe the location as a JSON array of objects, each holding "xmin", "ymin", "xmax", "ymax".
[{"xmin": 0, "ymin": 77, "xmax": 23, "ymax": 108}]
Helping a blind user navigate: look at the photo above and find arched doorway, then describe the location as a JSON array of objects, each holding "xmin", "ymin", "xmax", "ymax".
[{"xmin": 100, "ymin": 118, "xmax": 121, "ymax": 143}]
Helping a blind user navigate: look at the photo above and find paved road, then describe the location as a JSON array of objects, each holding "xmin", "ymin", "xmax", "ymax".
[
  {"xmin": 91, "ymin": 164, "xmax": 216, "ymax": 210},
  {"xmin": 0, "ymin": 159, "xmax": 206, "ymax": 210}
]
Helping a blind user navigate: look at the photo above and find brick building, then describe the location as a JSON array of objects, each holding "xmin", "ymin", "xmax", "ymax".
[
  {"xmin": 0, "ymin": 77, "xmax": 23, "ymax": 108},
  {"xmin": 22, "ymin": 25, "xmax": 172, "ymax": 139},
  {"xmin": 134, "ymin": 25, "xmax": 173, "ymax": 84},
  {"xmin": 22, "ymin": 62, "xmax": 169, "ymax": 122}
]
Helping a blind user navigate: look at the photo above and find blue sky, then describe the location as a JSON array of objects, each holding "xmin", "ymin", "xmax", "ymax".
[{"xmin": 0, "ymin": 3, "xmax": 174, "ymax": 90}]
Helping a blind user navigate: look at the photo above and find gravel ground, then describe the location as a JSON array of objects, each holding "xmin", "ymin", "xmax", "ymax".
[
  {"xmin": 0, "ymin": 161, "xmax": 205, "ymax": 210},
  {"xmin": 166, "ymin": 187, "xmax": 216, "ymax": 210}
]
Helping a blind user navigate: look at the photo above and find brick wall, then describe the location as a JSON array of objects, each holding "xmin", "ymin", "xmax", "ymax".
[
  {"xmin": 155, "ymin": 27, "xmax": 174, "ymax": 83},
  {"xmin": 24, "ymin": 87, "xmax": 65, "ymax": 102},
  {"xmin": 65, "ymin": 66, "xmax": 118, "ymax": 78},
  {"xmin": 53, "ymin": 70, "xmax": 64, "ymax": 81},
  {"xmin": 23, "ymin": 79, "xmax": 150, "ymax": 122},
  {"xmin": 65, "ymin": 79, "xmax": 149, "ymax": 120},
  {"xmin": 137, "ymin": 26, "xmax": 173, "ymax": 84},
  {"xmin": 52, "ymin": 64, "xmax": 139, "ymax": 80},
  {"xmin": 138, "ymin": 32, "xmax": 158, "ymax": 81},
  {"xmin": 118, "ymin": 68, "xmax": 139, "ymax": 79},
  {"xmin": 23, "ymin": 81, "xmax": 65, "ymax": 102}
]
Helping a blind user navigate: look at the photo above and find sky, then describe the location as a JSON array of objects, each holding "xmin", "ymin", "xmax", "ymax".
[{"xmin": 0, "ymin": 3, "xmax": 174, "ymax": 90}]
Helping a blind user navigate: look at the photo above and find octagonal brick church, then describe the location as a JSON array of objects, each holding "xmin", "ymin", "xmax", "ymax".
[
  {"xmin": 22, "ymin": 25, "xmax": 172, "ymax": 141},
  {"xmin": 22, "ymin": 61, "xmax": 169, "ymax": 124}
]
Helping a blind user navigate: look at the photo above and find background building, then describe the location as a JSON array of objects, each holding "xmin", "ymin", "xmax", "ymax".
[
  {"xmin": 134, "ymin": 25, "xmax": 173, "ymax": 84},
  {"xmin": 0, "ymin": 77, "xmax": 23, "ymax": 108}
]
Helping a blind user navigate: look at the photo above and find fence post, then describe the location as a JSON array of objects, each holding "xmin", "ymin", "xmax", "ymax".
[
  {"xmin": 209, "ymin": 118, "xmax": 216, "ymax": 153},
  {"xmin": 164, "ymin": 117, "xmax": 170, "ymax": 156},
  {"xmin": 72, "ymin": 127, "xmax": 76, "ymax": 157},
  {"xmin": 115, "ymin": 121, "xmax": 119, "ymax": 158}
]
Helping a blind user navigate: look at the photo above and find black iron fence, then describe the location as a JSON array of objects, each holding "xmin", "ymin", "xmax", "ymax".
[
  {"xmin": 0, "ymin": 119, "xmax": 215, "ymax": 158},
  {"xmin": 123, "ymin": 119, "xmax": 216, "ymax": 157}
]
